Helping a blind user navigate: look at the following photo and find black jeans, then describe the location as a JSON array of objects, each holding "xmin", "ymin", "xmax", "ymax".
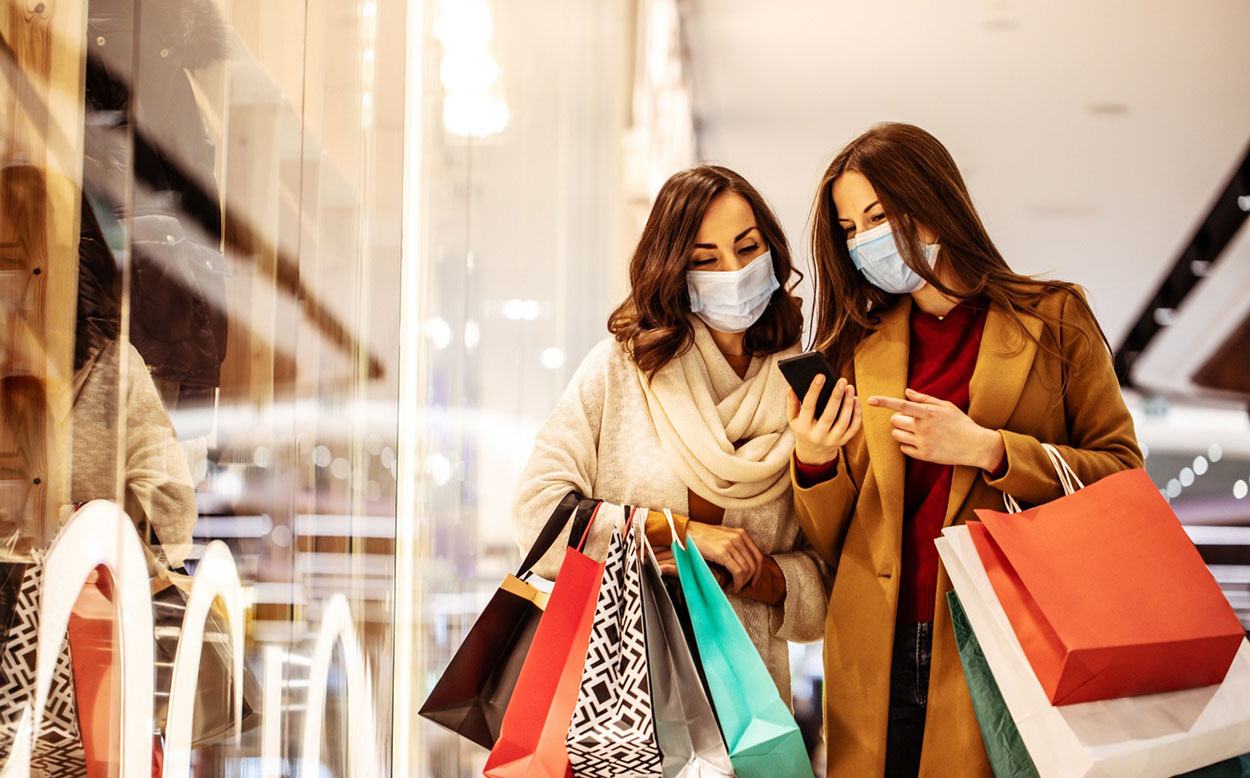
[{"xmin": 885, "ymin": 621, "xmax": 933, "ymax": 778}]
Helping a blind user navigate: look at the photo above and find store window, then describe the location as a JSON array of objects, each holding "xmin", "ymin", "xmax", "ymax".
[{"xmin": 2, "ymin": 0, "xmax": 409, "ymax": 772}]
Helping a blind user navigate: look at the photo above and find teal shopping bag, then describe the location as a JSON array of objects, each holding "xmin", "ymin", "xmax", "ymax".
[{"xmin": 666, "ymin": 511, "xmax": 813, "ymax": 778}]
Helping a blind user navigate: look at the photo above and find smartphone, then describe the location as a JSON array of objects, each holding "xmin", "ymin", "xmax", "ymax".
[{"xmin": 778, "ymin": 351, "xmax": 841, "ymax": 418}]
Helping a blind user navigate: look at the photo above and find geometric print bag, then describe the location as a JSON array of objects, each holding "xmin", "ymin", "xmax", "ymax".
[
  {"xmin": 0, "ymin": 554, "xmax": 88, "ymax": 777},
  {"xmin": 566, "ymin": 508, "xmax": 663, "ymax": 777}
]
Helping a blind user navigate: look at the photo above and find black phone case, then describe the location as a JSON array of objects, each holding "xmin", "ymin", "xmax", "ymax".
[{"xmin": 778, "ymin": 351, "xmax": 838, "ymax": 418}]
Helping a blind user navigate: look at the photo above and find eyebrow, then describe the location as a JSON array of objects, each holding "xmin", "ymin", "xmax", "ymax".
[
  {"xmin": 838, "ymin": 200, "xmax": 882, "ymax": 223},
  {"xmin": 694, "ymin": 226, "xmax": 758, "ymax": 250}
]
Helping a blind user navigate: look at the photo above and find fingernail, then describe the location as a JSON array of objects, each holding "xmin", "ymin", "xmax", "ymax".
[{"xmin": 814, "ymin": 375, "xmax": 826, "ymax": 385}]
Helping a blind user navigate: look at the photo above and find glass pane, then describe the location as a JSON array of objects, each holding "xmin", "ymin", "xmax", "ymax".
[{"xmin": 3, "ymin": 0, "xmax": 409, "ymax": 773}]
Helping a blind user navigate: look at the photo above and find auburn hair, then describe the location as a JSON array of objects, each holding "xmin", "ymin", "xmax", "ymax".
[
  {"xmin": 809, "ymin": 122, "xmax": 1106, "ymax": 374},
  {"xmin": 609, "ymin": 165, "xmax": 803, "ymax": 378}
]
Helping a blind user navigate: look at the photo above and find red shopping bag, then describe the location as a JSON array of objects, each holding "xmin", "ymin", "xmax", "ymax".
[
  {"xmin": 971, "ymin": 459, "xmax": 1244, "ymax": 706},
  {"xmin": 484, "ymin": 502, "xmax": 605, "ymax": 777}
]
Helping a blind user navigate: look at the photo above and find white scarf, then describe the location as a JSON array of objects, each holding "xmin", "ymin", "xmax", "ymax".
[{"xmin": 638, "ymin": 318, "xmax": 798, "ymax": 509}]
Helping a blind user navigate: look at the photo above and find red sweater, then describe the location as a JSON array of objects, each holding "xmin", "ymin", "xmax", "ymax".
[
  {"xmin": 795, "ymin": 299, "xmax": 988, "ymax": 624},
  {"xmin": 899, "ymin": 299, "xmax": 987, "ymax": 622}
]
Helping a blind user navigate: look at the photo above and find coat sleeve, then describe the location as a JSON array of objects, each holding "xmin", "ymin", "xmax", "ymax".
[
  {"xmin": 511, "ymin": 339, "xmax": 622, "ymax": 580},
  {"xmin": 983, "ymin": 290, "xmax": 1143, "ymax": 503},
  {"xmin": 790, "ymin": 448, "xmax": 860, "ymax": 569}
]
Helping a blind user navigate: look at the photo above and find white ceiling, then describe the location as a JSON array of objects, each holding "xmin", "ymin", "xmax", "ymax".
[{"xmin": 683, "ymin": 0, "xmax": 1250, "ymax": 350}]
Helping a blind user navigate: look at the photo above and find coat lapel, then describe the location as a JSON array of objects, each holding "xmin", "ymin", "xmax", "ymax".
[
  {"xmin": 945, "ymin": 302, "xmax": 1045, "ymax": 524},
  {"xmin": 855, "ymin": 299, "xmax": 912, "ymax": 543}
]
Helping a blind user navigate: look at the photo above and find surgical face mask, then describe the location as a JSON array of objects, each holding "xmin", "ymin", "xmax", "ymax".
[
  {"xmin": 686, "ymin": 251, "xmax": 780, "ymax": 333},
  {"xmin": 846, "ymin": 221, "xmax": 940, "ymax": 294}
]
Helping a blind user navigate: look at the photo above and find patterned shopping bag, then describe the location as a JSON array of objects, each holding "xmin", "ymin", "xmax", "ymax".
[
  {"xmin": 0, "ymin": 555, "xmax": 88, "ymax": 776},
  {"xmin": 565, "ymin": 509, "xmax": 663, "ymax": 776}
]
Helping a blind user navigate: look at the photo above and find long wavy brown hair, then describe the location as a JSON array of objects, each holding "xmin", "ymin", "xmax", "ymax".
[
  {"xmin": 809, "ymin": 122, "xmax": 1105, "ymax": 375},
  {"xmin": 609, "ymin": 165, "xmax": 804, "ymax": 378}
]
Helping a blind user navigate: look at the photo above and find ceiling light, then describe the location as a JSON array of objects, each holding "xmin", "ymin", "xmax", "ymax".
[
  {"xmin": 1209, "ymin": 443, "xmax": 1224, "ymax": 463},
  {"xmin": 1193, "ymin": 455, "xmax": 1208, "ymax": 476},
  {"xmin": 313, "ymin": 445, "xmax": 333, "ymax": 468},
  {"xmin": 1238, "ymin": 195, "xmax": 1250, "ymax": 212},
  {"xmin": 1152, "ymin": 308, "xmax": 1176, "ymax": 326},
  {"xmin": 540, "ymin": 347, "xmax": 566, "ymax": 370},
  {"xmin": 1235, "ymin": 480, "xmax": 1248, "ymax": 500},
  {"xmin": 1179, "ymin": 467, "xmax": 1195, "ymax": 487},
  {"xmin": 1166, "ymin": 479, "xmax": 1182, "ymax": 498}
]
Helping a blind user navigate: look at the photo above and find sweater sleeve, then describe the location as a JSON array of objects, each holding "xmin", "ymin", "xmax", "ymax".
[
  {"xmin": 983, "ymin": 290, "xmax": 1143, "ymax": 503},
  {"xmin": 511, "ymin": 339, "xmax": 623, "ymax": 579},
  {"xmin": 121, "ymin": 345, "xmax": 198, "ymax": 567},
  {"xmin": 768, "ymin": 537, "xmax": 833, "ymax": 643}
]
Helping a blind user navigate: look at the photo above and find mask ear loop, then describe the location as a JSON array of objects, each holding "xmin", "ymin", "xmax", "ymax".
[{"xmin": 661, "ymin": 508, "xmax": 684, "ymax": 550}]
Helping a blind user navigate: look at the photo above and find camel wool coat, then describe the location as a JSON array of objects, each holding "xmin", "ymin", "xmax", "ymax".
[{"xmin": 793, "ymin": 289, "xmax": 1142, "ymax": 777}]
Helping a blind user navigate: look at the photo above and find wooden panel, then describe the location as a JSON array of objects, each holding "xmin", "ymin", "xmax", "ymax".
[{"xmin": 1, "ymin": 0, "xmax": 87, "ymax": 542}]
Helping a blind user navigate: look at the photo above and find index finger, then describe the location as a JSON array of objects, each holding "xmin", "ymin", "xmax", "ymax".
[{"xmin": 868, "ymin": 396, "xmax": 925, "ymax": 415}]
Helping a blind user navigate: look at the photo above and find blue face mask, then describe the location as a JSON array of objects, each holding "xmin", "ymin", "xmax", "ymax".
[
  {"xmin": 686, "ymin": 251, "xmax": 780, "ymax": 333},
  {"xmin": 846, "ymin": 222, "xmax": 939, "ymax": 294}
]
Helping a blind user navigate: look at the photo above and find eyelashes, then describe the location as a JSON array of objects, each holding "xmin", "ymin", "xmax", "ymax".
[{"xmin": 689, "ymin": 244, "xmax": 761, "ymax": 268}]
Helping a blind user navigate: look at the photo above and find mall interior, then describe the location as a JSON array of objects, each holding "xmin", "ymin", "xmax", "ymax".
[{"xmin": 1, "ymin": 0, "xmax": 1249, "ymax": 775}]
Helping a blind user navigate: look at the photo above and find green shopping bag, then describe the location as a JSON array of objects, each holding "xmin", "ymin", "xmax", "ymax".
[
  {"xmin": 948, "ymin": 592, "xmax": 1039, "ymax": 778},
  {"xmin": 948, "ymin": 592, "xmax": 1250, "ymax": 778},
  {"xmin": 665, "ymin": 510, "xmax": 813, "ymax": 778}
]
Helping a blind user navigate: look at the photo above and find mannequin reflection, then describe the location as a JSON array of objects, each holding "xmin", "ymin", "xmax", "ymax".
[{"xmin": 512, "ymin": 165, "xmax": 830, "ymax": 700}]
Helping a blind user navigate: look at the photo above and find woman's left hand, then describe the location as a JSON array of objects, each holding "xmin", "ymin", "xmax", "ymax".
[
  {"xmin": 868, "ymin": 388, "xmax": 1005, "ymax": 471},
  {"xmin": 653, "ymin": 547, "xmax": 678, "ymax": 577}
]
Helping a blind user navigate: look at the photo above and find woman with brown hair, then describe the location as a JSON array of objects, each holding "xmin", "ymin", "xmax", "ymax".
[
  {"xmin": 513, "ymin": 164, "xmax": 830, "ymax": 697},
  {"xmin": 788, "ymin": 123, "xmax": 1141, "ymax": 777}
]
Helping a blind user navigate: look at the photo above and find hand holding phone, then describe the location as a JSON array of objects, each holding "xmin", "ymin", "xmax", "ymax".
[
  {"xmin": 780, "ymin": 351, "xmax": 863, "ymax": 464},
  {"xmin": 778, "ymin": 351, "xmax": 839, "ymax": 418}
]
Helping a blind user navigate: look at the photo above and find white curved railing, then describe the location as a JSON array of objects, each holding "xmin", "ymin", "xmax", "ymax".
[{"xmin": 0, "ymin": 501, "xmax": 382, "ymax": 777}]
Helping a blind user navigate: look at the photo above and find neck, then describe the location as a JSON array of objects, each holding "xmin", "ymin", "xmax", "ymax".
[
  {"xmin": 707, "ymin": 327, "xmax": 747, "ymax": 357},
  {"xmin": 910, "ymin": 283, "xmax": 960, "ymax": 317}
]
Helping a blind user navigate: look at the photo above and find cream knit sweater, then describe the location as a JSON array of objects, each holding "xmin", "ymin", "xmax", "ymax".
[{"xmin": 512, "ymin": 336, "xmax": 831, "ymax": 699}]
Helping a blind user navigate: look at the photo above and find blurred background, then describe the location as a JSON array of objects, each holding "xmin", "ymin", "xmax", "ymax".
[{"xmin": 1, "ymin": 0, "xmax": 1248, "ymax": 774}]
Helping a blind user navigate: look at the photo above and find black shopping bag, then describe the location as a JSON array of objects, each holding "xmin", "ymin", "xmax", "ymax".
[{"xmin": 419, "ymin": 491, "xmax": 587, "ymax": 749}]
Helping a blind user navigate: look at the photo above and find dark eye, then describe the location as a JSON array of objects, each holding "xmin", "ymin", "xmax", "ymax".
[
  {"xmin": 691, "ymin": 257, "xmax": 716, "ymax": 268},
  {"xmin": 737, "ymin": 243, "xmax": 760, "ymax": 255},
  {"xmin": 871, "ymin": 213, "xmax": 887, "ymax": 223}
]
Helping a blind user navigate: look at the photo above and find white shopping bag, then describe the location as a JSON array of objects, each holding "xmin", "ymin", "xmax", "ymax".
[{"xmin": 937, "ymin": 525, "xmax": 1250, "ymax": 778}]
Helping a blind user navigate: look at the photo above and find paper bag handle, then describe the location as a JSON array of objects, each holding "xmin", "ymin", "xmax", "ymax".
[
  {"xmin": 1002, "ymin": 442, "xmax": 1086, "ymax": 513},
  {"xmin": 660, "ymin": 508, "xmax": 684, "ymax": 549}
]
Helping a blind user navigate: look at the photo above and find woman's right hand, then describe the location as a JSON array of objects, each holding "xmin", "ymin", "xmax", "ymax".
[
  {"xmin": 685, "ymin": 521, "xmax": 764, "ymax": 593},
  {"xmin": 787, "ymin": 375, "xmax": 863, "ymax": 466}
]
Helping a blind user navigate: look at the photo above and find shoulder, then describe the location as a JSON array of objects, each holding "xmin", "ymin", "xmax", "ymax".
[
  {"xmin": 574, "ymin": 336, "xmax": 634, "ymax": 376},
  {"xmin": 1027, "ymin": 283, "xmax": 1093, "ymax": 320},
  {"xmin": 1019, "ymin": 284, "xmax": 1108, "ymax": 363},
  {"xmin": 564, "ymin": 337, "xmax": 640, "ymax": 396}
]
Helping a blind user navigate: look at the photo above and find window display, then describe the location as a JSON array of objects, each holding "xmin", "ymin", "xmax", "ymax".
[{"xmin": 2, "ymin": 0, "xmax": 409, "ymax": 772}]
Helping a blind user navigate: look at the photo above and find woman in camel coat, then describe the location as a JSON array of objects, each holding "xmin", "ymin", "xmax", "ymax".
[{"xmin": 788, "ymin": 123, "xmax": 1142, "ymax": 777}]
